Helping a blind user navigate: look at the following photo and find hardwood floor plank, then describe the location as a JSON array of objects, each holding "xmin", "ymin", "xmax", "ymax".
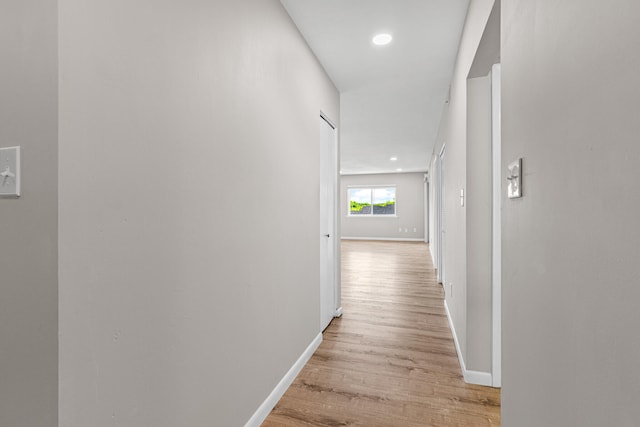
[{"xmin": 263, "ymin": 240, "xmax": 500, "ymax": 426}]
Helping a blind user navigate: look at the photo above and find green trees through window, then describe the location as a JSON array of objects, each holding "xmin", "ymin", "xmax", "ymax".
[{"xmin": 348, "ymin": 187, "xmax": 396, "ymax": 216}]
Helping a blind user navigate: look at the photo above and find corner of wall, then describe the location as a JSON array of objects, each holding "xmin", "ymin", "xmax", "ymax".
[{"xmin": 444, "ymin": 301, "xmax": 492, "ymax": 387}]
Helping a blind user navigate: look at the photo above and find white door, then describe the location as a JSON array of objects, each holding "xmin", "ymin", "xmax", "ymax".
[{"xmin": 320, "ymin": 113, "xmax": 337, "ymax": 331}]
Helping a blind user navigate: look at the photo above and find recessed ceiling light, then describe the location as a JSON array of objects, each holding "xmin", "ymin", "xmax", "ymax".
[
  {"xmin": 372, "ymin": 33, "xmax": 393, "ymax": 46},
  {"xmin": 396, "ymin": 168, "xmax": 403, "ymax": 172},
  {"xmin": 390, "ymin": 156, "xmax": 398, "ymax": 161}
]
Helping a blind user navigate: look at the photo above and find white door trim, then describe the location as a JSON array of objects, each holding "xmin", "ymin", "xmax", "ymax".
[
  {"xmin": 438, "ymin": 145, "xmax": 446, "ymax": 286},
  {"xmin": 491, "ymin": 64, "xmax": 502, "ymax": 388},
  {"xmin": 433, "ymin": 156, "xmax": 440, "ymax": 280},
  {"xmin": 424, "ymin": 174, "xmax": 429, "ymax": 243}
]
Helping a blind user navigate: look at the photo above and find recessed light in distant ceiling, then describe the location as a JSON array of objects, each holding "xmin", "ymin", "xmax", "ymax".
[
  {"xmin": 372, "ymin": 33, "xmax": 393, "ymax": 46},
  {"xmin": 396, "ymin": 168, "xmax": 403, "ymax": 172},
  {"xmin": 390, "ymin": 156, "xmax": 398, "ymax": 161}
]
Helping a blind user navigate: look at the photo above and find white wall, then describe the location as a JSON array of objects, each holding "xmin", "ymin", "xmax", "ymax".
[
  {"xmin": 0, "ymin": 0, "xmax": 58, "ymax": 425},
  {"xmin": 429, "ymin": 0, "xmax": 495, "ymax": 378},
  {"xmin": 501, "ymin": 0, "xmax": 640, "ymax": 424},
  {"xmin": 58, "ymin": 0, "xmax": 339, "ymax": 425},
  {"xmin": 341, "ymin": 173, "xmax": 425, "ymax": 240},
  {"xmin": 466, "ymin": 74, "xmax": 492, "ymax": 373}
]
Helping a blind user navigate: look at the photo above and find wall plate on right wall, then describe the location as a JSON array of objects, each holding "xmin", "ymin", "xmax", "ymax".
[
  {"xmin": 507, "ymin": 158, "xmax": 522, "ymax": 199},
  {"xmin": 0, "ymin": 146, "xmax": 20, "ymax": 197}
]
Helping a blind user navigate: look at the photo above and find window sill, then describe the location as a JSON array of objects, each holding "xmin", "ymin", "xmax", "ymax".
[{"xmin": 346, "ymin": 215, "xmax": 398, "ymax": 218}]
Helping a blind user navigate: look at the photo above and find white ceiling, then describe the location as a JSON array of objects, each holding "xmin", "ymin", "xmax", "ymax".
[{"xmin": 280, "ymin": 0, "xmax": 470, "ymax": 175}]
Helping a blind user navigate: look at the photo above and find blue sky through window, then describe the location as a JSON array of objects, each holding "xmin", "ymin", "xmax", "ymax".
[
  {"xmin": 373, "ymin": 188, "xmax": 395, "ymax": 204},
  {"xmin": 349, "ymin": 188, "xmax": 371, "ymax": 204}
]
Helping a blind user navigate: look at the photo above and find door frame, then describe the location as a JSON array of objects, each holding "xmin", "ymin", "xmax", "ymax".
[
  {"xmin": 424, "ymin": 174, "xmax": 429, "ymax": 243},
  {"xmin": 438, "ymin": 145, "xmax": 446, "ymax": 285},
  {"xmin": 319, "ymin": 111, "xmax": 340, "ymax": 331},
  {"xmin": 491, "ymin": 64, "xmax": 502, "ymax": 387},
  {"xmin": 432, "ymin": 156, "xmax": 440, "ymax": 279}
]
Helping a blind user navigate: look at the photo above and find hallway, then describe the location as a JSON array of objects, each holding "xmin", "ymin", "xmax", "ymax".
[{"xmin": 263, "ymin": 240, "xmax": 500, "ymax": 426}]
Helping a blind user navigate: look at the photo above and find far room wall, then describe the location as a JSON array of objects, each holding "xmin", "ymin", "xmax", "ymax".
[{"xmin": 341, "ymin": 172, "xmax": 425, "ymax": 241}]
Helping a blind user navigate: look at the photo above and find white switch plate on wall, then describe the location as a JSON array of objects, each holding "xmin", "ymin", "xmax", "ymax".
[
  {"xmin": 0, "ymin": 146, "xmax": 20, "ymax": 197},
  {"xmin": 507, "ymin": 158, "xmax": 522, "ymax": 199}
]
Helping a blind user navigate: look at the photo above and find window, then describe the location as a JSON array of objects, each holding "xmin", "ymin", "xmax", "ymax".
[{"xmin": 348, "ymin": 187, "xmax": 396, "ymax": 216}]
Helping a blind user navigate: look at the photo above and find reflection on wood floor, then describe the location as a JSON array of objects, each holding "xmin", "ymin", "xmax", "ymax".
[{"xmin": 263, "ymin": 240, "xmax": 501, "ymax": 426}]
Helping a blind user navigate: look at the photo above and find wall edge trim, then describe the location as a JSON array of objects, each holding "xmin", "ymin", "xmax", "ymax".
[{"xmin": 245, "ymin": 333, "xmax": 323, "ymax": 426}]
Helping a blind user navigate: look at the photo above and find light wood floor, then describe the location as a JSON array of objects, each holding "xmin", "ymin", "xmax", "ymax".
[{"xmin": 263, "ymin": 240, "xmax": 500, "ymax": 426}]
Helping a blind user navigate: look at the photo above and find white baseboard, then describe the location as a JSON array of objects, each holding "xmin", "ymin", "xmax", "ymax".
[
  {"xmin": 340, "ymin": 237, "xmax": 425, "ymax": 242},
  {"xmin": 245, "ymin": 333, "xmax": 322, "ymax": 426},
  {"xmin": 334, "ymin": 306, "xmax": 343, "ymax": 317},
  {"xmin": 444, "ymin": 300, "xmax": 493, "ymax": 387},
  {"xmin": 465, "ymin": 369, "xmax": 493, "ymax": 386}
]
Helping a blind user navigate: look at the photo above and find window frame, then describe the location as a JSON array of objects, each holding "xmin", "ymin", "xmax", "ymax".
[{"xmin": 347, "ymin": 185, "xmax": 397, "ymax": 217}]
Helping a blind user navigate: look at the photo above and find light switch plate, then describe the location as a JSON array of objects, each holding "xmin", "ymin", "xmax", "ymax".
[
  {"xmin": 0, "ymin": 146, "xmax": 20, "ymax": 197},
  {"xmin": 507, "ymin": 158, "xmax": 522, "ymax": 199}
]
